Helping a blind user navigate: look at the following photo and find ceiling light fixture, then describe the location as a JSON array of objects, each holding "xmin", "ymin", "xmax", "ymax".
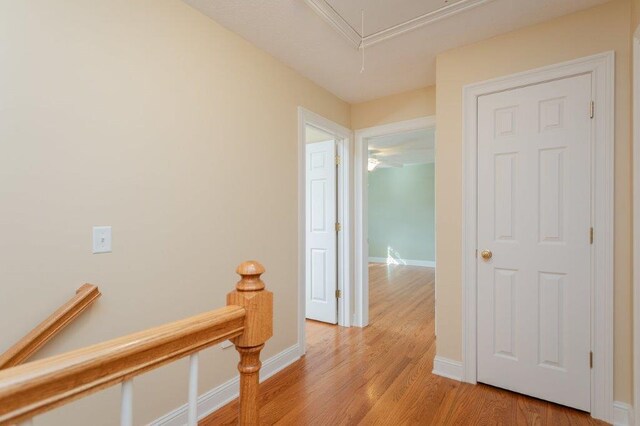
[{"xmin": 368, "ymin": 158, "xmax": 380, "ymax": 171}]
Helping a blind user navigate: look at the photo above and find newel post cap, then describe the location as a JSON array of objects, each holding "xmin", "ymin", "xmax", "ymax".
[
  {"xmin": 228, "ymin": 260, "xmax": 273, "ymax": 347},
  {"xmin": 235, "ymin": 260, "xmax": 266, "ymax": 291}
]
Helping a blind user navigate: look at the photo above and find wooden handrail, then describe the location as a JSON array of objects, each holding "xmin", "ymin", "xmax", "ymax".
[
  {"xmin": 0, "ymin": 306, "xmax": 246, "ymax": 424},
  {"xmin": 0, "ymin": 261, "xmax": 273, "ymax": 426},
  {"xmin": 0, "ymin": 284, "xmax": 101, "ymax": 370}
]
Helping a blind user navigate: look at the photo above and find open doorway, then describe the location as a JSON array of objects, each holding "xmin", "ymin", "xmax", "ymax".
[
  {"xmin": 354, "ymin": 117, "xmax": 436, "ymax": 327},
  {"xmin": 368, "ymin": 128, "xmax": 436, "ymax": 268},
  {"xmin": 297, "ymin": 107, "xmax": 351, "ymax": 356}
]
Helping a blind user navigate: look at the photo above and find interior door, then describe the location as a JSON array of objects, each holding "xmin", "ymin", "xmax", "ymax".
[
  {"xmin": 305, "ymin": 140, "xmax": 338, "ymax": 324},
  {"xmin": 476, "ymin": 74, "xmax": 592, "ymax": 411}
]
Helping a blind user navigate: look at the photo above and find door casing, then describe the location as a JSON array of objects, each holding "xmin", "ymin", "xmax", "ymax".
[{"xmin": 462, "ymin": 52, "xmax": 614, "ymax": 422}]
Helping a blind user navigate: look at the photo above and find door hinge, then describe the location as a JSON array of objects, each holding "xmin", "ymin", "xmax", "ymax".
[
  {"xmin": 335, "ymin": 155, "xmax": 341, "ymax": 166},
  {"xmin": 590, "ymin": 101, "xmax": 595, "ymax": 119},
  {"xmin": 590, "ymin": 351, "xmax": 593, "ymax": 369},
  {"xmin": 590, "ymin": 227, "xmax": 594, "ymax": 244},
  {"xmin": 336, "ymin": 289, "xmax": 342, "ymax": 298},
  {"xmin": 335, "ymin": 222, "xmax": 342, "ymax": 232}
]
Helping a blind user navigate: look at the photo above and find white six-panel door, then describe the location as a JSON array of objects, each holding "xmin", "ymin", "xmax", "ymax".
[
  {"xmin": 305, "ymin": 140, "xmax": 338, "ymax": 324},
  {"xmin": 477, "ymin": 74, "xmax": 592, "ymax": 411}
]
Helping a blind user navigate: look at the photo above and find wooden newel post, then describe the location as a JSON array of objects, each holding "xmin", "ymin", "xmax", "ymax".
[{"xmin": 227, "ymin": 261, "xmax": 273, "ymax": 425}]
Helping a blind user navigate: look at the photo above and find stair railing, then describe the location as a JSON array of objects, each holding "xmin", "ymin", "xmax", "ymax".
[
  {"xmin": 0, "ymin": 284, "xmax": 101, "ymax": 370},
  {"xmin": 0, "ymin": 260, "xmax": 273, "ymax": 426}
]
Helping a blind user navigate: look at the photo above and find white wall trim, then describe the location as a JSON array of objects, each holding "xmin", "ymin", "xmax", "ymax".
[
  {"xmin": 298, "ymin": 107, "xmax": 352, "ymax": 346},
  {"xmin": 151, "ymin": 344, "xmax": 301, "ymax": 426},
  {"xmin": 368, "ymin": 257, "xmax": 435, "ymax": 268},
  {"xmin": 461, "ymin": 51, "xmax": 615, "ymax": 422},
  {"xmin": 303, "ymin": 0, "xmax": 495, "ymax": 49},
  {"xmin": 432, "ymin": 356, "xmax": 463, "ymax": 381},
  {"xmin": 633, "ymin": 31, "xmax": 640, "ymax": 426},
  {"xmin": 354, "ymin": 116, "xmax": 437, "ymax": 328},
  {"xmin": 614, "ymin": 402, "xmax": 634, "ymax": 426}
]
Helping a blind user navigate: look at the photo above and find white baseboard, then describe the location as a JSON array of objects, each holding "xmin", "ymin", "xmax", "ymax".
[
  {"xmin": 432, "ymin": 356, "xmax": 462, "ymax": 381},
  {"xmin": 613, "ymin": 401, "xmax": 633, "ymax": 426},
  {"xmin": 151, "ymin": 344, "xmax": 301, "ymax": 426},
  {"xmin": 368, "ymin": 257, "xmax": 436, "ymax": 268}
]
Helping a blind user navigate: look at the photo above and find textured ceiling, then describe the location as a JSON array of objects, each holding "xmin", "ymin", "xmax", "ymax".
[{"xmin": 184, "ymin": 0, "xmax": 610, "ymax": 103}]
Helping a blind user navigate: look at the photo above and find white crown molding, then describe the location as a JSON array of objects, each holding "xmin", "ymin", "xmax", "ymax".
[
  {"xmin": 304, "ymin": 0, "xmax": 495, "ymax": 49},
  {"xmin": 303, "ymin": 0, "xmax": 361, "ymax": 48}
]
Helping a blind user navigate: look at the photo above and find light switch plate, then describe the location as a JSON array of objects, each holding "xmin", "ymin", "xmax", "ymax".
[{"xmin": 92, "ymin": 226, "xmax": 112, "ymax": 254}]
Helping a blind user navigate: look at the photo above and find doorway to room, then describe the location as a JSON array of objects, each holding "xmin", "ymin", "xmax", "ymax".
[
  {"xmin": 354, "ymin": 117, "xmax": 436, "ymax": 327},
  {"xmin": 367, "ymin": 128, "xmax": 436, "ymax": 269},
  {"xmin": 297, "ymin": 108, "xmax": 351, "ymax": 355}
]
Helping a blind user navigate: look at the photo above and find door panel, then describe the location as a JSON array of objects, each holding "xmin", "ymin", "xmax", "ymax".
[
  {"xmin": 305, "ymin": 140, "xmax": 337, "ymax": 324},
  {"xmin": 477, "ymin": 74, "xmax": 591, "ymax": 411}
]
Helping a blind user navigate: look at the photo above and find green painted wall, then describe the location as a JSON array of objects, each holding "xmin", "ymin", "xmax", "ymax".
[{"xmin": 368, "ymin": 163, "xmax": 435, "ymax": 263}]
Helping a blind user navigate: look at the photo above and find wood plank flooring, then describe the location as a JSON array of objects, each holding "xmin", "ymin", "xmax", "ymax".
[{"xmin": 202, "ymin": 263, "xmax": 605, "ymax": 425}]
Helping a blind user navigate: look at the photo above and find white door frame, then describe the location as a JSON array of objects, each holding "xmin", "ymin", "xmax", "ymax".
[
  {"xmin": 354, "ymin": 116, "xmax": 437, "ymax": 327},
  {"xmin": 462, "ymin": 51, "xmax": 614, "ymax": 422},
  {"xmin": 633, "ymin": 27, "xmax": 640, "ymax": 426},
  {"xmin": 298, "ymin": 107, "xmax": 352, "ymax": 355}
]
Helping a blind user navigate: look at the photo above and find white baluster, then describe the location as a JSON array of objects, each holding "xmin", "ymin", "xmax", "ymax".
[
  {"xmin": 187, "ymin": 353, "xmax": 199, "ymax": 426},
  {"xmin": 121, "ymin": 379, "xmax": 133, "ymax": 426}
]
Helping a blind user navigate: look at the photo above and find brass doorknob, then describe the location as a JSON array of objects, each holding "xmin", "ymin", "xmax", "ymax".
[{"xmin": 480, "ymin": 250, "xmax": 493, "ymax": 260}]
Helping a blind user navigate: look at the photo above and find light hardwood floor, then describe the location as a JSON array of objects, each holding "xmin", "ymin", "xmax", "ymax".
[{"xmin": 202, "ymin": 263, "xmax": 604, "ymax": 425}]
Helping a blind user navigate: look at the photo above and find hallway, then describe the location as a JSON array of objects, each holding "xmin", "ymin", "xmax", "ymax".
[{"xmin": 202, "ymin": 264, "xmax": 603, "ymax": 425}]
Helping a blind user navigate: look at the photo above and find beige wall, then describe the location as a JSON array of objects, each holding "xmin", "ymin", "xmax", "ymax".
[
  {"xmin": 351, "ymin": 86, "xmax": 436, "ymax": 129},
  {"xmin": 0, "ymin": 1, "xmax": 349, "ymax": 424},
  {"xmin": 435, "ymin": 0, "xmax": 633, "ymax": 403},
  {"xmin": 633, "ymin": 0, "xmax": 640, "ymax": 33}
]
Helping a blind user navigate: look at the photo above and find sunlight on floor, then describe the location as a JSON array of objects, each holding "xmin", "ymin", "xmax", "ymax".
[{"xmin": 385, "ymin": 245, "xmax": 407, "ymax": 265}]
